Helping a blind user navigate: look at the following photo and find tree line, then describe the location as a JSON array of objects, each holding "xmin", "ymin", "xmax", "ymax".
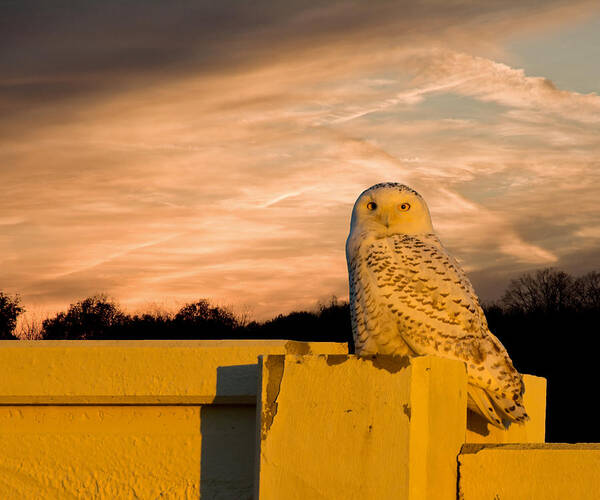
[
  {"xmin": 0, "ymin": 294, "xmax": 352, "ymax": 344},
  {"xmin": 1, "ymin": 267, "xmax": 598, "ymax": 442}
]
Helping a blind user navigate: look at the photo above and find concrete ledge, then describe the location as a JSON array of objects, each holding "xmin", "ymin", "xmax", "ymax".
[
  {"xmin": 0, "ymin": 340, "xmax": 347, "ymax": 404},
  {"xmin": 459, "ymin": 443, "xmax": 600, "ymax": 500}
]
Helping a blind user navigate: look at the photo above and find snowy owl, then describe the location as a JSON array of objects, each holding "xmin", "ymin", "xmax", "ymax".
[{"xmin": 346, "ymin": 182, "xmax": 528, "ymax": 428}]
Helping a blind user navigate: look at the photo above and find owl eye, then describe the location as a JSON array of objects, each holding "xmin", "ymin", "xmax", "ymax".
[
  {"xmin": 398, "ymin": 203, "xmax": 411, "ymax": 211},
  {"xmin": 366, "ymin": 202, "xmax": 377, "ymax": 211}
]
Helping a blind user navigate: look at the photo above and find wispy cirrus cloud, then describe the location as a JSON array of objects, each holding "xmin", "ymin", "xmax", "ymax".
[{"xmin": 1, "ymin": 0, "xmax": 599, "ymax": 319}]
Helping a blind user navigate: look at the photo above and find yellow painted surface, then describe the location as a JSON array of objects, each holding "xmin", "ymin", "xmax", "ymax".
[
  {"xmin": 466, "ymin": 374, "xmax": 546, "ymax": 444},
  {"xmin": 256, "ymin": 354, "xmax": 467, "ymax": 500},
  {"xmin": 408, "ymin": 355, "xmax": 468, "ymax": 500},
  {"xmin": 0, "ymin": 404, "xmax": 258, "ymax": 499},
  {"xmin": 0, "ymin": 405, "xmax": 202, "ymax": 499},
  {"xmin": 0, "ymin": 340, "xmax": 347, "ymax": 499},
  {"xmin": 459, "ymin": 443, "xmax": 600, "ymax": 500},
  {"xmin": 0, "ymin": 340, "xmax": 347, "ymax": 404},
  {"xmin": 4, "ymin": 340, "xmax": 587, "ymax": 500}
]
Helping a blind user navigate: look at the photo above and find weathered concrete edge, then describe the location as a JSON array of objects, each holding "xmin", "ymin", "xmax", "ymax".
[
  {"xmin": 461, "ymin": 442, "xmax": 600, "ymax": 454},
  {"xmin": 0, "ymin": 395, "xmax": 258, "ymax": 405},
  {"xmin": 0, "ymin": 340, "xmax": 347, "ymax": 402},
  {"xmin": 0, "ymin": 339, "xmax": 346, "ymax": 350}
]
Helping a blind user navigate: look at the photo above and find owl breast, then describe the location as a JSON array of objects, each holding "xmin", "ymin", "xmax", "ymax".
[{"xmin": 348, "ymin": 234, "xmax": 417, "ymax": 356}]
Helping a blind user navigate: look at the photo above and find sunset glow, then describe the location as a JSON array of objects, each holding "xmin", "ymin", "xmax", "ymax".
[{"xmin": 2, "ymin": 1, "xmax": 600, "ymax": 319}]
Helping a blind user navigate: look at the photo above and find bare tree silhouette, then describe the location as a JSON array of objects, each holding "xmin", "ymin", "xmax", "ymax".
[
  {"xmin": 501, "ymin": 268, "xmax": 575, "ymax": 314},
  {"xmin": 571, "ymin": 271, "xmax": 600, "ymax": 311},
  {"xmin": 486, "ymin": 267, "xmax": 600, "ymax": 443}
]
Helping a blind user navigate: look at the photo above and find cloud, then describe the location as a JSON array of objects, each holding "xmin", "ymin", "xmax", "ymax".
[
  {"xmin": 3, "ymin": 1, "xmax": 595, "ymax": 114},
  {"xmin": 1, "ymin": 1, "xmax": 599, "ymax": 318},
  {"xmin": 403, "ymin": 48, "xmax": 600, "ymax": 124}
]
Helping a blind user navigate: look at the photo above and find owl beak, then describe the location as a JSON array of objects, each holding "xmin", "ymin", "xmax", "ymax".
[{"xmin": 382, "ymin": 212, "xmax": 391, "ymax": 229}]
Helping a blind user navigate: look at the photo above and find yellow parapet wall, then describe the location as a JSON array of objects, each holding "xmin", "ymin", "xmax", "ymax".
[
  {"xmin": 459, "ymin": 443, "xmax": 600, "ymax": 500},
  {"xmin": 254, "ymin": 355, "xmax": 549, "ymax": 500},
  {"xmin": 0, "ymin": 340, "xmax": 346, "ymax": 404},
  {"xmin": 255, "ymin": 354, "xmax": 468, "ymax": 500},
  {"xmin": 0, "ymin": 340, "xmax": 559, "ymax": 499},
  {"xmin": 0, "ymin": 340, "xmax": 347, "ymax": 499}
]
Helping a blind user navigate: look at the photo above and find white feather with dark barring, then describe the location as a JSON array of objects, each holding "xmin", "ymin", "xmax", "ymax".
[{"xmin": 346, "ymin": 182, "xmax": 528, "ymax": 428}]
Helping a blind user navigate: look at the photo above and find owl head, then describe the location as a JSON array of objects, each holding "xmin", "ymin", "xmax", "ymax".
[{"xmin": 349, "ymin": 183, "xmax": 434, "ymax": 235}]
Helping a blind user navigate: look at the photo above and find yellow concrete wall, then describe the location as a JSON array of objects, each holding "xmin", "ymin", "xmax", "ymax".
[
  {"xmin": 1, "ymin": 340, "xmax": 573, "ymax": 500},
  {"xmin": 459, "ymin": 443, "xmax": 600, "ymax": 500},
  {"xmin": 0, "ymin": 340, "xmax": 346, "ymax": 404},
  {"xmin": 0, "ymin": 340, "xmax": 347, "ymax": 499},
  {"xmin": 255, "ymin": 354, "xmax": 467, "ymax": 500},
  {"xmin": 0, "ymin": 404, "xmax": 259, "ymax": 499}
]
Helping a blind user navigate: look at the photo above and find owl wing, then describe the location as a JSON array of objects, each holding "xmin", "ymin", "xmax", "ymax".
[{"xmin": 359, "ymin": 232, "xmax": 527, "ymax": 426}]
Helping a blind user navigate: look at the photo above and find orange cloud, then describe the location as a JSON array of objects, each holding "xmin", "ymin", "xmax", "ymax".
[{"xmin": 1, "ymin": 1, "xmax": 599, "ymax": 320}]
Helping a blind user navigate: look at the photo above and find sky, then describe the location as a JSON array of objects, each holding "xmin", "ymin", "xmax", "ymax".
[{"xmin": 2, "ymin": 0, "xmax": 600, "ymax": 320}]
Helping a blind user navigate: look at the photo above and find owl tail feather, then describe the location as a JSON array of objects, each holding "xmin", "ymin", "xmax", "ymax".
[
  {"xmin": 467, "ymin": 384, "xmax": 530, "ymax": 429},
  {"xmin": 467, "ymin": 384, "xmax": 505, "ymax": 429},
  {"xmin": 489, "ymin": 389, "xmax": 530, "ymax": 425}
]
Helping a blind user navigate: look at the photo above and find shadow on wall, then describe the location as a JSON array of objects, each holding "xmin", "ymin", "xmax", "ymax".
[
  {"xmin": 466, "ymin": 410, "xmax": 491, "ymax": 438},
  {"xmin": 200, "ymin": 365, "xmax": 259, "ymax": 499}
]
